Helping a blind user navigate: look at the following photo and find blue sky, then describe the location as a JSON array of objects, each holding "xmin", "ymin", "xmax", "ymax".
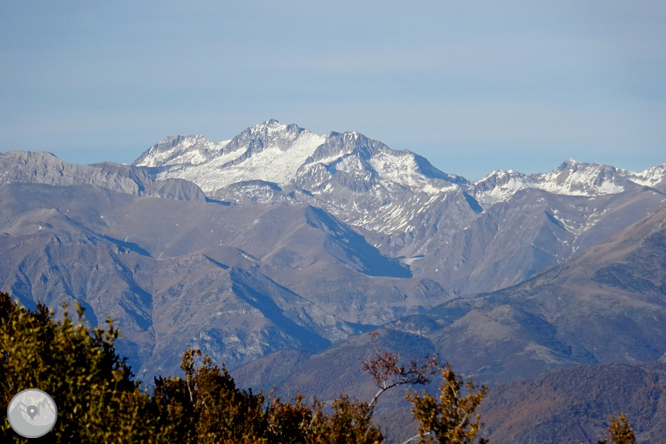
[{"xmin": 1, "ymin": 1, "xmax": 665, "ymax": 181}]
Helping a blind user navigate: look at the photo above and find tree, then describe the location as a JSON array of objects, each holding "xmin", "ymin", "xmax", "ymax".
[
  {"xmin": 319, "ymin": 394, "xmax": 383, "ymax": 444},
  {"xmin": 363, "ymin": 332, "xmax": 438, "ymax": 407},
  {"xmin": 153, "ymin": 348, "xmax": 385, "ymax": 444},
  {"xmin": 596, "ymin": 414, "xmax": 635, "ymax": 444},
  {"xmin": 151, "ymin": 348, "xmax": 267, "ymax": 443},
  {"xmin": 0, "ymin": 292, "xmax": 159, "ymax": 443},
  {"xmin": 405, "ymin": 363, "xmax": 488, "ymax": 444},
  {"xmin": 361, "ymin": 332, "xmax": 487, "ymax": 444},
  {"xmin": 264, "ymin": 393, "xmax": 325, "ymax": 443}
]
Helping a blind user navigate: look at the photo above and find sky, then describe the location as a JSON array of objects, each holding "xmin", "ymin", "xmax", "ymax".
[{"xmin": 1, "ymin": 1, "xmax": 665, "ymax": 181}]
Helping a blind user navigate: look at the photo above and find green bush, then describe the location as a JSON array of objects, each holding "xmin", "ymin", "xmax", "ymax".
[
  {"xmin": 0, "ymin": 291, "xmax": 498, "ymax": 443},
  {"xmin": 0, "ymin": 292, "xmax": 158, "ymax": 443},
  {"xmin": 0, "ymin": 293, "xmax": 385, "ymax": 443}
]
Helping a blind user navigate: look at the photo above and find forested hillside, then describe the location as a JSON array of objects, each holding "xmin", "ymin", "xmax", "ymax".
[{"xmin": 1, "ymin": 292, "xmax": 657, "ymax": 443}]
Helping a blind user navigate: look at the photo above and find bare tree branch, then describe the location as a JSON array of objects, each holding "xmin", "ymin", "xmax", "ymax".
[{"xmin": 362, "ymin": 332, "xmax": 438, "ymax": 407}]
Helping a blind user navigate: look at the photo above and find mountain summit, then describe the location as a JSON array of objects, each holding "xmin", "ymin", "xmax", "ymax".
[
  {"xmin": 1, "ymin": 121, "xmax": 665, "ymax": 442},
  {"xmin": 2, "ymin": 119, "xmax": 665, "ymax": 384},
  {"xmin": 134, "ymin": 120, "xmax": 465, "ymax": 195},
  {"xmin": 133, "ymin": 122, "xmax": 666, "ymax": 270},
  {"xmin": 135, "ymin": 120, "xmax": 666, "ymax": 205}
]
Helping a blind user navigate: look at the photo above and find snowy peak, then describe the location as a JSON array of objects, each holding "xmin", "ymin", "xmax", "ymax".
[
  {"xmin": 134, "ymin": 120, "xmax": 328, "ymax": 193},
  {"xmin": 366, "ymin": 147, "xmax": 462, "ymax": 189},
  {"xmin": 530, "ymin": 159, "xmax": 638, "ymax": 196},
  {"xmin": 472, "ymin": 159, "xmax": 665, "ymax": 205},
  {"xmin": 630, "ymin": 163, "xmax": 666, "ymax": 188},
  {"xmin": 135, "ymin": 120, "xmax": 463, "ymax": 195},
  {"xmin": 134, "ymin": 135, "xmax": 228, "ymax": 168},
  {"xmin": 474, "ymin": 169, "xmax": 526, "ymax": 190},
  {"xmin": 211, "ymin": 120, "xmax": 326, "ymax": 187},
  {"xmin": 304, "ymin": 131, "xmax": 376, "ymax": 165},
  {"xmin": 473, "ymin": 169, "xmax": 529, "ymax": 205},
  {"xmin": 133, "ymin": 121, "xmax": 665, "ymax": 208},
  {"xmin": 300, "ymin": 130, "xmax": 464, "ymax": 190},
  {"xmin": 225, "ymin": 119, "xmax": 308, "ymax": 156},
  {"xmin": 133, "ymin": 120, "xmax": 309, "ymax": 171}
]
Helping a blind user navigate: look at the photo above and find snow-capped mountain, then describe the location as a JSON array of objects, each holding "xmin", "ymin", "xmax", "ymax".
[
  {"xmin": 136, "ymin": 120, "xmax": 666, "ymax": 207},
  {"xmin": 629, "ymin": 163, "xmax": 666, "ymax": 188},
  {"xmin": 472, "ymin": 159, "xmax": 665, "ymax": 205},
  {"xmin": 131, "ymin": 120, "xmax": 666, "ymax": 296},
  {"xmin": 2, "ymin": 119, "xmax": 666, "ymax": 384},
  {"xmin": 134, "ymin": 121, "xmax": 483, "ymax": 261},
  {"xmin": 135, "ymin": 119, "xmax": 466, "ymax": 197},
  {"xmin": 135, "ymin": 120, "xmax": 327, "ymax": 192},
  {"xmin": 133, "ymin": 120, "xmax": 666, "ymax": 267},
  {"xmin": 133, "ymin": 135, "xmax": 230, "ymax": 168}
]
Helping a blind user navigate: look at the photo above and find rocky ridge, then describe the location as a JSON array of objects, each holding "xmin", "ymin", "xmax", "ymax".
[
  {"xmin": 0, "ymin": 150, "xmax": 207, "ymax": 202},
  {"xmin": 1, "ymin": 119, "xmax": 665, "ymax": 394},
  {"xmin": 134, "ymin": 120, "xmax": 666, "ymax": 293}
]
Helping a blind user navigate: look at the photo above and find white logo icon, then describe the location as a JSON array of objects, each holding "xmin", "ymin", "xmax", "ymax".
[{"xmin": 7, "ymin": 389, "xmax": 58, "ymax": 438}]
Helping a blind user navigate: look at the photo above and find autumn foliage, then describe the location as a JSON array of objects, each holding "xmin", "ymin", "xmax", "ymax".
[{"xmin": 0, "ymin": 292, "xmax": 649, "ymax": 443}]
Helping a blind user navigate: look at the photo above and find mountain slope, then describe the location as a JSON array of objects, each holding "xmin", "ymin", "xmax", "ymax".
[
  {"xmin": 240, "ymin": 206, "xmax": 666, "ymax": 392},
  {"xmin": 480, "ymin": 361, "xmax": 666, "ymax": 444},
  {"xmin": 0, "ymin": 150, "xmax": 206, "ymax": 202},
  {"xmin": 232, "ymin": 208, "xmax": 666, "ymax": 442},
  {"xmin": 406, "ymin": 206, "xmax": 666, "ymax": 382},
  {"xmin": 0, "ymin": 180, "xmax": 448, "ymax": 379},
  {"xmin": 133, "ymin": 121, "xmax": 666, "ymax": 297},
  {"xmin": 2, "ymin": 120, "xmax": 666, "ymax": 388}
]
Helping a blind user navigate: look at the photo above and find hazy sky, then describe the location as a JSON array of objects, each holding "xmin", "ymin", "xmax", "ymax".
[{"xmin": 1, "ymin": 1, "xmax": 665, "ymax": 180}]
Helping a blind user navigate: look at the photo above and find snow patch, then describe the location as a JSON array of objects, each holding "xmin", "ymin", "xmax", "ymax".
[{"xmin": 369, "ymin": 152, "xmax": 428, "ymax": 187}]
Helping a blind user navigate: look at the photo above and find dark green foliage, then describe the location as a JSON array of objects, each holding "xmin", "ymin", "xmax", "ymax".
[
  {"xmin": 319, "ymin": 395, "xmax": 383, "ymax": 444},
  {"xmin": 0, "ymin": 292, "xmax": 158, "ymax": 443},
  {"xmin": 4, "ymin": 291, "xmax": 656, "ymax": 443},
  {"xmin": 152, "ymin": 348, "xmax": 267, "ymax": 443},
  {"xmin": 406, "ymin": 363, "xmax": 488, "ymax": 444},
  {"xmin": 152, "ymin": 349, "xmax": 385, "ymax": 443},
  {"xmin": 0, "ymin": 293, "xmax": 384, "ymax": 443},
  {"xmin": 265, "ymin": 393, "xmax": 383, "ymax": 444}
]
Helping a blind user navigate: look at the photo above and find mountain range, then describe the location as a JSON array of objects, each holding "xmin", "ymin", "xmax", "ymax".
[
  {"xmin": 234, "ymin": 203, "xmax": 666, "ymax": 443},
  {"xmin": 236, "ymin": 201, "xmax": 666, "ymax": 379},
  {"xmin": 1, "ymin": 119, "xmax": 665, "ymax": 442},
  {"xmin": 135, "ymin": 120, "xmax": 666, "ymax": 295}
]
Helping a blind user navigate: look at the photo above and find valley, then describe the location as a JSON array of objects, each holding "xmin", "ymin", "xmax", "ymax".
[{"xmin": 1, "ymin": 120, "xmax": 665, "ymax": 442}]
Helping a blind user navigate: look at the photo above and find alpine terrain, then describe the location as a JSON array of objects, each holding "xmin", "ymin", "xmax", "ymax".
[{"xmin": 1, "ymin": 119, "xmax": 665, "ymax": 442}]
